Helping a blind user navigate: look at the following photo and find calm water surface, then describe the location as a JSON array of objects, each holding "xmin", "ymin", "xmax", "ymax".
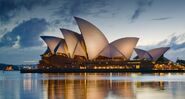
[{"xmin": 0, "ymin": 71, "xmax": 185, "ymax": 99}]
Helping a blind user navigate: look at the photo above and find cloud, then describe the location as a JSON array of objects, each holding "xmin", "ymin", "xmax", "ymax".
[
  {"xmin": 152, "ymin": 17, "xmax": 172, "ymax": 21},
  {"xmin": 0, "ymin": 18, "xmax": 48, "ymax": 48},
  {"xmin": 136, "ymin": 33, "xmax": 185, "ymax": 61},
  {"xmin": 0, "ymin": 0, "xmax": 117, "ymax": 27},
  {"xmin": 0, "ymin": 28, "xmax": 8, "ymax": 38},
  {"xmin": 131, "ymin": 0, "xmax": 153, "ymax": 22},
  {"xmin": 164, "ymin": 33, "xmax": 185, "ymax": 50},
  {"xmin": 53, "ymin": 0, "xmax": 111, "ymax": 24},
  {"xmin": 0, "ymin": 0, "xmax": 50, "ymax": 24},
  {"xmin": 138, "ymin": 33, "xmax": 185, "ymax": 50}
]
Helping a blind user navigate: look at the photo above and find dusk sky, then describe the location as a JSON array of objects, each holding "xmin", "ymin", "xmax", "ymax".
[{"xmin": 0, "ymin": 0, "xmax": 185, "ymax": 64}]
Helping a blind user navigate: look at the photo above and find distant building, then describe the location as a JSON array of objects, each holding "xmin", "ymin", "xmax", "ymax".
[{"xmin": 176, "ymin": 59, "xmax": 185, "ymax": 65}]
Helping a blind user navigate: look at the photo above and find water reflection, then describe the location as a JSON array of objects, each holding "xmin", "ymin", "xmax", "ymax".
[{"xmin": 0, "ymin": 72, "xmax": 185, "ymax": 99}]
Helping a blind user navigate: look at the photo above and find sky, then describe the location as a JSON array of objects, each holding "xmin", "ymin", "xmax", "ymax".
[{"xmin": 0, "ymin": 0, "xmax": 185, "ymax": 64}]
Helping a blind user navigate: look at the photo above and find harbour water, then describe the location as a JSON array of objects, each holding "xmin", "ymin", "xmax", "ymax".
[{"xmin": 0, "ymin": 71, "xmax": 185, "ymax": 99}]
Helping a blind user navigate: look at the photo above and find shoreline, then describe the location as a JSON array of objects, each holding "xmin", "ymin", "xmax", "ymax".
[{"xmin": 20, "ymin": 69, "xmax": 185, "ymax": 73}]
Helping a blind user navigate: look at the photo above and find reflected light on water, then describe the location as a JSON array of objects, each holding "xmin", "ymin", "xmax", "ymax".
[{"xmin": 0, "ymin": 72, "xmax": 185, "ymax": 99}]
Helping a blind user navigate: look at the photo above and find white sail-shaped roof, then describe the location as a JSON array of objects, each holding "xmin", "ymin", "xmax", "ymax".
[
  {"xmin": 60, "ymin": 28, "xmax": 86, "ymax": 58},
  {"xmin": 134, "ymin": 47, "xmax": 170, "ymax": 61},
  {"xmin": 148, "ymin": 47, "xmax": 170, "ymax": 61},
  {"xmin": 41, "ymin": 36, "xmax": 62, "ymax": 54},
  {"xmin": 55, "ymin": 39, "xmax": 68, "ymax": 55},
  {"xmin": 111, "ymin": 37, "xmax": 139, "ymax": 60},
  {"xmin": 134, "ymin": 48, "xmax": 153, "ymax": 60},
  {"xmin": 75, "ymin": 17, "xmax": 109, "ymax": 60},
  {"xmin": 99, "ymin": 44, "xmax": 125, "ymax": 58},
  {"xmin": 73, "ymin": 42, "xmax": 87, "ymax": 57}
]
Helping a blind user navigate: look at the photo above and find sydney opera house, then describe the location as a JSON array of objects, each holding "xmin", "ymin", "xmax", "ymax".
[{"xmin": 38, "ymin": 17, "xmax": 170, "ymax": 70}]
